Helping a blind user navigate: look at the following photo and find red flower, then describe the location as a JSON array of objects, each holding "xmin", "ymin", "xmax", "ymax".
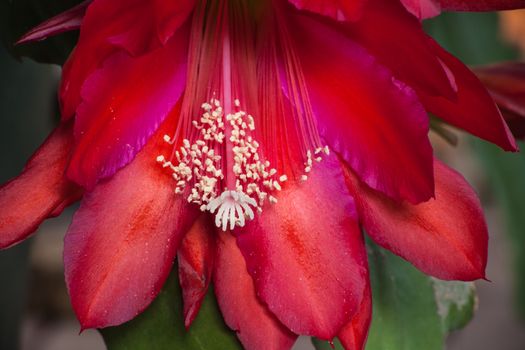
[{"xmin": 2, "ymin": 0, "xmax": 523, "ymax": 349}]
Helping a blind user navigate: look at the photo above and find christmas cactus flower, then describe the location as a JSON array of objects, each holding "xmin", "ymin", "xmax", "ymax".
[{"xmin": 2, "ymin": 0, "xmax": 525, "ymax": 349}]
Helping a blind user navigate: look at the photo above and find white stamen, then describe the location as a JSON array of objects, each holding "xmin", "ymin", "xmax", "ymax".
[
  {"xmin": 207, "ymin": 190, "xmax": 257, "ymax": 231},
  {"xmin": 157, "ymin": 98, "xmax": 308, "ymax": 231}
]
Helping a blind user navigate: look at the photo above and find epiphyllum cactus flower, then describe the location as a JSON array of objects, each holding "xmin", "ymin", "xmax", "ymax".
[{"xmin": 2, "ymin": 0, "xmax": 524, "ymax": 348}]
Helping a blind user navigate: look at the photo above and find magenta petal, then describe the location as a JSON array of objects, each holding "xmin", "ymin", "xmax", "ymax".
[
  {"xmin": 344, "ymin": 159, "xmax": 488, "ymax": 281},
  {"xmin": 64, "ymin": 116, "xmax": 197, "ymax": 329},
  {"xmin": 287, "ymin": 0, "xmax": 367, "ymax": 21},
  {"xmin": 400, "ymin": 0, "xmax": 441, "ymax": 19},
  {"xmin": 214, "ymin": 229, "xmax": 297, "ymax": 350},
  {"xmin": 291, "ymin": 13, "xmax": 434, "ymax": 204},
  {"xmin": 0, "ymin": 124, "xmax": 81, "ymax": 249},
  {"xmin": 16, "ymin": 0, "xmax": 91, "ymax": 44},
  {"xmin": 178, "ymin": 215, "xmax": 215, "ymax": 328},
  {"xmin": 422, "ymin": 40, "xmax": 517, "ymax": 152},
  {"xmin": 67, "ymin": 26, "xmax": 188, "ymax": 189},
  {"xmin": 235, "ymin": 155, "xmax": 368, "ymax": 340}
]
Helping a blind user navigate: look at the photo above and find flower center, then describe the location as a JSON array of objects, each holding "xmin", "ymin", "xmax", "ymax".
[
  {"xmin": 157, "ymin": 0, "xmax": 328, "ymax": 231},
  {"xmin": 157, "ymin": 98, "xmax": 292, "ymax": 231}
]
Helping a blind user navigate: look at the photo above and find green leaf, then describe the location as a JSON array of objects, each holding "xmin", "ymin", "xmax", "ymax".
[
  {"xmin": 432, "ymin": 279, "xmax": 476, "ymax": 333},
  {"xmin": 312, "ymin": 337, "xmax": 344, "ymax": 350},
  {"xmin": 102, "ymin": 270, "xmax": 242, "ymax": 350},
  {"xmin": 0, "ymin": 0, "xmax": 83, "ymax": 65},
  {"xmin": 365, "ymin": 242, "xmax": 444, "ymax": 350}
]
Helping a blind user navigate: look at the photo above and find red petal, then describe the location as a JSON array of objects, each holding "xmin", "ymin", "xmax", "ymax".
[
  {"xmin": 0, "ymin": 124, "xmax": 81, "ymax": 249},
  {"xmin": 474, "ymin": 62, "xmax": 525, "ymax": 117},
  {"xmin": 338, "ymin": 282, "xmax": 372, "ymax": 350},
  {"xmin": 499, "ymin": 109, "xmax": 525, "ymax": 139},
  {"xmin": 67, "ymin": 26, "xmax": 188, "ymax": 189},
  {"xmin": 474, "ymin": 63, "xmax": 525, "ymax": 138},
  {"xmin": 235, "ymin": 155, "xmax": 368, "ymax": 339},
  {"xmin": 59, "ymin": 0, "xmax": 179, "ymax": 119},
  {"xmin": 344, "ymin": 159, "xmax": 488, "ymax": 281},
  {"xmin": 400, "ymin": 0, "xmax": 441, "ymax": 19},
  {"xmin": 16, "ymin": 0, "xmax": 91, "ymax": 44},
  {"xmin": 64, "ymin": 113, "xmax": 197, "ymax": 329},
  {"xmin": 214, "ymin": 229, "xmax": 297, "ymax": 350},
  {"xmin": 439, "ymin": 0, "xmax": 525, "ymax": 11},
  {"xmin": 287, "ymin": 0, "xmax": 367, "ymax": 21},
  {"xmin": 347, "ymin": 0, "xmax": 455, "ymax": 99},
  {"xmin": 152, "ymin": 0, "xmax": 195, "ymax": 44},
  {"xmin": 178, "ymin": 215, "xmax": 215, "ymax": 328},
  {"xmin": 422, "ymin": 40, "xmax": 517, "ymax": 151},
  {"xmin": 291, "ymin": 13, "xmax": 434, "ymax": 204}
]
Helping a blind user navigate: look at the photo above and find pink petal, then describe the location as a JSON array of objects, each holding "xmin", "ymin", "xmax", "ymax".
[
  {"xmin": 347, "ymin": 0, "xmax": 456, "ymax": 100},
  {"xmin": 214, "ymin": 229, "xmax": 297, "ymax": 350},
  {"xmin": 422, "ymin": 40, "xmax": 517, "ymax": 152},
  {"xmin": 235, "ymin": 155, "xmax": 368, "ymax": 340},
  {"xmin": 439, "ymin": 0, "xmax": 525, "ymax": 11},
  {"xmin": 178, "ymin": 215, "xmax": 215, "ymax": 328},
  {"xmin": 0, "ymin": 124, "xmax": 81, "ymax": 249},
  {"xmin": 344, "ymin": 159, "xmax": 488, "ymax": 281},
  {"xmin": 338, "ymin": 282, "xmax": 372, "ymax": 350},
  {"xmin": 287, "ymin": 0, "xmax": 367, "ymax": 21},
  {"xmin": 400, "ymin": 0, "xmax": 441, "ymax": 19},
  {"xmin": 16, "ymin": 0, "xmax": 92, "ymax": 44},
  {"xmin": 64, "ymin": 114, "xmax": 198, "ymax": 329},
  {"xmin": 291, "ymin": 13, "xmax": 434, "ymax": 204},
  {"xmin": 67, "ymin": 26, "xmax": 188, "ymax": 189}
]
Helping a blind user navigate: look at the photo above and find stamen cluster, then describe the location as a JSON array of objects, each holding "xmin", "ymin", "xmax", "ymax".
[{"xmin": 157, "ymin": 98, "xmax": 330, "ymax": 231}]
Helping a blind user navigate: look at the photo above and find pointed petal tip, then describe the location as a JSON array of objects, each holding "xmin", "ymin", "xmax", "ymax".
[
  {"xmin": 344, "ymin": 159, "xmax": 488, "ymax": 282},
  {"xmin": 15, "ymin": 0, "xmax": 91, "ymax": 46},
  {"xmin": 0, "ymin": 123, "xmax": 81, "ymax": 249}
]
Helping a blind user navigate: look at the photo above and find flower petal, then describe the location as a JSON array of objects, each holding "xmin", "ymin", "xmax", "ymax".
[
  {"xmin": 439, "ymin": 0, "xmax": 525, "ymax": 11},
  {"xmin": 422, "ymin": 40, "xmax": 517, "ymax": 151},
  {"xmin": 400, "ymin": 0, "xmax": 441, "ymax": 19},
  {"xmin": 152, "ymin": 0, "xmax": 195, "ymax": 44},
  {"xmin": 0, "ymin": 124, "xmax": 81, "ymax": 249},
  {"xmin": 343, "ymin": 159, "xmax": 488, "ymax": 281},
  {"xmin": 291, "ymin": 13, "xmax": 434, "ymax": 204},
  {"xmin": 287, "ymin": 0, "xmax": 367, "ymax": 21},
  {"xmin": 474, "ymin": 63, "xmax": 525, "ymax": 138},
  {"xmin": 64, "ymin": 113, "xmax": 198, "ymax": 329},
  {"xmin": 67, "ymin": 26, "xmax": 188, "ymax": 189},
  {"xmin": 235, "ymin": 155, "xmax": 368, "ymax": 340},
  {"xmin": 214, "ymin": 229, "xmax": 297, "ymax": 350},
  {"xmin": 499, "ymin": 110, "xmax": 525, "ymax": 139},
  {"xmin": 178, "ymin": 215, "xmax": 215, "ymax": 328},
  {"xmin": 347, "ymin": 0, "xmax": 456, "ymax": 99},
  {"xmin": 474, "ymin": 62, "xmax": 525, "ymax": 117},
  {"xmin": 59, "ymin": 0, "xmax": 188, "ymax": 119},
  {"xmin": 16, "ymin": 0, "xmax": 91, "ymax": 44},
  {"xmin": 338, "ymin": 282, "xmax": 372, "ymax": 350}
]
